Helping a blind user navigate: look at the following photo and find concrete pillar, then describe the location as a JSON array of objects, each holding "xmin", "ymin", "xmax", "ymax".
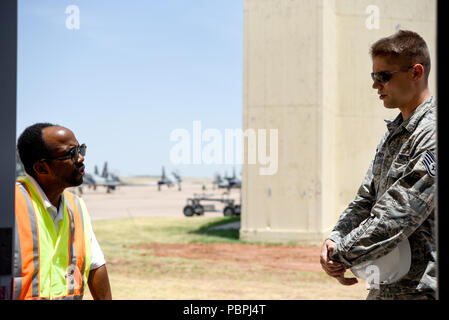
[
  {"xmin": 241, "ymin": 0, "xmax": 335, "ymax": 243},
  {"xmin": 241, "ymin": 0, "xmax": 436, "ymax": 243}
]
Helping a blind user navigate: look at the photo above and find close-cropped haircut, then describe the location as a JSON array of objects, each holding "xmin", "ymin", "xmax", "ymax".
[
  {"xmin": 17, "ymin": 122, "xmax": 57, "ymax": 177},
  {"xmin": 370, "ymin": 30, "xmax": 431, "ymax": 83}
]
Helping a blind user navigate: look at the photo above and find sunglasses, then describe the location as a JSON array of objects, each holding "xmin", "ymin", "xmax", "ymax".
[
  {"xmin": 371, "ymin": 63, "xmax": 423, "ymax": 84},
  {"xmin": 48, "ymin": 144, "xmax": 87, "ymax": 162}
]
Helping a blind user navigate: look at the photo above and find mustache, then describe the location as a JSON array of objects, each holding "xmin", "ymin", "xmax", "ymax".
[{"xmin": 74, "ymin": 164, "xmax": 85, "ymax": 171}]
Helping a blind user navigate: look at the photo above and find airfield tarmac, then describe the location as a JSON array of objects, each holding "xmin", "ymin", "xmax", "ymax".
[{"xmin": 75, "ymin": 180, "xmax": 241, "ymax": 221}]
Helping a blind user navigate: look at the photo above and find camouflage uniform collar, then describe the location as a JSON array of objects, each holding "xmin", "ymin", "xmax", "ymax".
[
  {"xmin": 384, "ymin": 96, "xmax": 435, "ymax": 134},
  {"xmin": 384, "ymin": 113, "xmax": 403, "ymax": 133},
  {"xmin": 403, "ymin": 96, "xmax": 435, "ymax": 133}
]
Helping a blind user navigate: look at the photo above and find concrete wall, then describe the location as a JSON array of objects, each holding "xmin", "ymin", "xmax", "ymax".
[{"xmin": 241, "ymin": 0, "xmax": 436, "ymax": 243}]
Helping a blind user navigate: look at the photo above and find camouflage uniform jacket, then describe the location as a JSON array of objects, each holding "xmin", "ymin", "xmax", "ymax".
[{"xmin": 327, "ymin": 96, "xmax": 437, "ymax": 298}]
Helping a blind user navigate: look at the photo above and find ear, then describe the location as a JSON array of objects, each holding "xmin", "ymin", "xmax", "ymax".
[
  {"xmin": 32, "ymin": 160, "xmax": 50, "ymax": 176},
  {"xmin": 411, "ymin": 64, "xmax": 425, "ymax": 81}
]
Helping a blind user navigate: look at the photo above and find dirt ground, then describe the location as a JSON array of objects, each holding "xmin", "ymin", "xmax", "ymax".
[
  {"xmin": 131, "ymin": 243, "xmax": 323, "ymax": 273},
  {"xmin": 99, "ymin": 241, "xmax": 369, "ymax": 300}
]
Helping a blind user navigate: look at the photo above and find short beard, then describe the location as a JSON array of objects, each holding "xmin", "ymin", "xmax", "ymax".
[
  {"xmin": 70, "ymin": 168, "xmax": 84, "ymax": 186},
  {"xmin": 71, "ymin": 176, "xmax": 84, "ymax": 186}
]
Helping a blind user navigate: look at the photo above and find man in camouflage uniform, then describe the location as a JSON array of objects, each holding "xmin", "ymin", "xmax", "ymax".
[{"xmin": 320, "ymin": 30, "xmax": 437, "ymax": 300}]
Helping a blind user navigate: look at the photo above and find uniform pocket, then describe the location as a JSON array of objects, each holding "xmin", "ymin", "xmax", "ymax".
[
  {"xmin": 387, "ymin": 164, "xmax": 404, "ymax": 179},
  {"xmin": 373, "ymin": 152, "xmax": 384, "ymax": 175},
  {"xmin": 387, "ymin": 153, "xmax": 409, "ymax": 179}
]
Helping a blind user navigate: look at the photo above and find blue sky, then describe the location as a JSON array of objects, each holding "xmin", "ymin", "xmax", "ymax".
[{"xmin": 17, "ymin": 0, "xmax": 243, "ymax": 178}]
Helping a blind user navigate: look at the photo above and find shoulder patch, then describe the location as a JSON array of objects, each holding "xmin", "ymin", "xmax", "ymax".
[{"xmin": 423, "ymin": 150, "xmax": 436, "ymax": 177}]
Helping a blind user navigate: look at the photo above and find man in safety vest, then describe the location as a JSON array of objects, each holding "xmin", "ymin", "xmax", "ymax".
[{"xmin": 14, "ymin": 123, "xmax": 112, "ymax": 300}]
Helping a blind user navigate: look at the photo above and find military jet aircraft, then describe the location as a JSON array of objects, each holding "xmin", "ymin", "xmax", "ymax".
[
  {"xmin": 217, "ymin": 168, "xmax": 241, "ymax": 190},
  {"xmin": 172, "ymin": 170, "xmax": 182, "ymax": 191},
  {"xmin": 83, "ymin": 161, "xmax": 122, "ymax": 193},
  {"xmin": 157, "ymin": 166, "xmax": 174, "ymax": 191},
  {"xmin": 212, "ymin": 172, "xmax": 223, "ymax": 190}
]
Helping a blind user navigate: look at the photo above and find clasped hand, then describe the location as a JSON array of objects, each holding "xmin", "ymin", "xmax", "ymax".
[{"xmin": 320, "ymin": 239, "xmax": 358, "ymax": 286}]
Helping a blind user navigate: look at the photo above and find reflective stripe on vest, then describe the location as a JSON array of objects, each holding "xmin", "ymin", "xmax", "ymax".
[
  {"xmin": 14, "ymin": 182, "xmax": 40, "ymax": 299},
  {"xmin": 65, "ymin": 192, "xmax": 88, "ymax": 296},
  {"xmin": 13, "ymin": 178, "xmax": 92, "ymax": 300}
]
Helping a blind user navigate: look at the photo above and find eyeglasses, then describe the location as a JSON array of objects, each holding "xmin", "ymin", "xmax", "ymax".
[
  {"xmin": 371, "ymin": 63, "xmax": 424, "ymax": 84},
  {"xmin": 48, "ymin": 144, "xmax": 87, "ymax": 162}
]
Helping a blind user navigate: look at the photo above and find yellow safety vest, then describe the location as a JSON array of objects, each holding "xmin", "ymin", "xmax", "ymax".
[{"xmin": 13, "ymin": 177, "xmax": 92, "ymax": 300}]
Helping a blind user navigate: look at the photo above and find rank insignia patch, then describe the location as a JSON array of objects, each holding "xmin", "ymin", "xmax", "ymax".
[{"xmin": 423, "ymin": 150, "xmax": 436, "ymax": 177}]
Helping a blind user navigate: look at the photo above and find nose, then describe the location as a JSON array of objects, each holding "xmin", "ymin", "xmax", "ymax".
[
  {"xmin": 77, "ymin": 152, "xmax": 85, "ymax": 163},
  {"xmin": 372, "ymin": 79, "xmax": 382, "ymax": 90}
]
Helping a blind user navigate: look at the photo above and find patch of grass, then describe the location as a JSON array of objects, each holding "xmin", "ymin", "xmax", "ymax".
[
  {"xmin": 92, "ymin": 217, "xmax": 243, "ymax": 259},
  {"xmin": 194, "ymin": 216, "xmax": 240, "ymax": 230},
  {"xmin": 191, "ymin": 229, "xmax": 240, "ymax": 243},
  {"xmin": 189, "ymin": 216, "xmax": 240, "ymax": 242},
  {"xmin": 93, "ymin": 216, "xmax": 241, "ymax": 246}
]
